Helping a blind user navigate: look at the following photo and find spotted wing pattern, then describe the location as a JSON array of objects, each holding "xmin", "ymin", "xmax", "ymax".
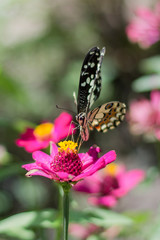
[
  {"xmin": 88, "ymin": 102, "xmax": 126, "ymax": 132},
  {"xmin": 77, "ymin": 47, "xmax": 105, "ymax": 114}
]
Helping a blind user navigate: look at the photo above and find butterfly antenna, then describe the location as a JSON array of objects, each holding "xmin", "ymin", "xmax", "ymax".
[{"xmin": 56, "ymin": 105, "xmax": 76, "ymax": 115}]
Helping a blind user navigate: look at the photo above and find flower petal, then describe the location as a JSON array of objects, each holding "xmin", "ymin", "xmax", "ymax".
[
  {"xmin": 16, "ymin": 128, "xmax": 50, "ymax": 152},
  {"xmin": 22, "ymin": 163, "xmax": 60, "ymax": 180},
  {"xmin": 80, "ymin": 146, "xmax": 101, "ymax": 170},
  {"xmin": 52, "ymin": 112, "xmax": 75, "ymax": 142},
  {"xmin": 50, "ymin": 142, "xmax": 58, "ymax": 158},
  {"xmin": 102, "ymin": 150, "xmax": 117, "ymax": 165},
  {"xmin": 32, "ymin": 151, "xmax": 52, "ymax": 163},
  {"xmin": 113, "ymin": 169, "xmax": 145, "ymax": 197},
  {"xmin": 32, "ymin": 151, "xmax": 53, "ymax": 171},
  {"xmin": 73, "ymin": 173, "xmax": 101, "ymax": 193},
  {"xmin": 55, "ymin": 171, "xmax": 75, "ymax": 181},
  {"xmin": 89, "ymin": 195, "xmax": 117, "ymax": 208},
  {"xmin": 25, "ymin": 169, "xmax": 53, "ymax": 179},
  {"xmin": 73, "ymin": 159, "xmax": 105, "ymax": 182},
  {"xmin": 22, "ymin": 163, "xmax": 38, "ymax": 171},
  {"xmin": 73, "ymin": 151, "xmax": 116, "ymax": 182}
]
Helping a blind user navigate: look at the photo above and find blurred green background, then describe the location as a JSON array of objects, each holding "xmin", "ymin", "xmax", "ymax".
[{"xmin": 0, "ymin": 0, "xmax": 160, "ymax": 239}]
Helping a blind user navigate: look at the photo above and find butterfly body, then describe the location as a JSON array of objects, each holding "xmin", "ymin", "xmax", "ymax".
[
  {"xmin": 76, "ymin": 112, "xmax": 89, "ymax": 141},
  {"xmin": 76, "ymin": 47, "xmax": 126, "ymax": 141}
]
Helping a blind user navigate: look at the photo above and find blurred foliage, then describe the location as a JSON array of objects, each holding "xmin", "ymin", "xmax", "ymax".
[
  {"xmin": 132, "ymin": 75, "xmax": 160, "ymax": 92},
  {"xmin": 140, "ymin": 56, "xmax": 160, "ymax": 74},
  {"xmin": 0, "ymin": 0, "xmax": 160, "ymax": 239}
]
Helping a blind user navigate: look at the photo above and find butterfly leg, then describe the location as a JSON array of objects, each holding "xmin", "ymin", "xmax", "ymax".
[
  {"xmin": 77, "ymin": 134, "xmax": 84, "ymax": 151},
  {"xmin": 64, "ymin": 120, "xmax": 77, "ymax": 142}
]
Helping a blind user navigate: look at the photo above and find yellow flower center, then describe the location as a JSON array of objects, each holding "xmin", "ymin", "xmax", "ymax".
[
  {"xmin": 51, "ymin": 140, "xmax": 82, "ymax": 176},
  {"xmin": 33, "ymin": 122, "xmax": 54, "ymax": 141},
  {"xmin": 104, "ymin": 163, "xmax": 118, "ymax": 176},
  {"xmin": 58, "ymin": 140, "xmax": 78, "ymax": 153}
]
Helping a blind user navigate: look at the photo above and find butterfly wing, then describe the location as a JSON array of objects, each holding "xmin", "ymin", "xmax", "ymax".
[
  {"xmin": 88, "ymin": 102, "xmax": 126, "ymax": 132},
  {"xmin": 77, "ymin": 47, "xmax": 105, "ymax": 114}
]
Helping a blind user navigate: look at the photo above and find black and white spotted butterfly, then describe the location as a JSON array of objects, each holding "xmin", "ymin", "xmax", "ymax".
[{"xmin": 75, "ymin": 46, "xmax": 126, "ymax": 141}]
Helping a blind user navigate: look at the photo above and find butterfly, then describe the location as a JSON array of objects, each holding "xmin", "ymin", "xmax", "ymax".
[{"xmin": 75, "ymin": 46, "xmax": 126, "ymax": 141}]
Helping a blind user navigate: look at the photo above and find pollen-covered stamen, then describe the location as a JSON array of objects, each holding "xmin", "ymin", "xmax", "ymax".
[
  {"xmin": 58, "ymin": 140, "xmax": 78, "ymax": 153},
  {"xmin": 50, "ymin": 140, "xmax": 82, "ymax": 176},
  {"xmin": 51, "ymin": 150, "xmax": 82, "ymax": 176}
]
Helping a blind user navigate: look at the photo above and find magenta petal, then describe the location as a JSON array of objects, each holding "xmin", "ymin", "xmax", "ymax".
[
  {"xmin": 73, "ymin": 174, "xmax": 101, "ymax": 193},
  {"xmin": 22, "ymin": 163, "xmax": 60, "ymax": 180},
  {"xmin": 101, "ymin": 150, "xmax": 117, "ymax": 165},
  {"xmin": 73, "ymin": 159, "xmax": 105, "ymax": 182},
  {"xmin": 89, "ymin": 195, "xmax": 117, "ymax": 208},
  {"xmin": 80, "ymin": 146, "xmax": 101, "ymax": 170},
  {"xmin": 155, "ymin": 128, "xmax": 160, "ymax": 140},
  {"xmin": 73, "ymin": 150, "xmax": 116, "ymax": 182},
  {"xmin": 25, "ymin": 169, "xmax": 53, "ymax": 179},
  {"xmin": 55, "ymin": 171, "xmax": 75, "ymax": 181},
  {"xmin": 22, "ymin": 163, "xmax": 38, "ymax": 171},
  {"xmin": 79, "ymin": 153, "xmax": 93, "ymax": 170},
  {"xmin": 32, "ymin": 151, "xmax": 52, "ymax": 169},
  {"xmin": 151, "ymin": 90, "xmax": 160, "ymax": 110},
  {"xmin": 50, "ymin": 143, "xmax": 58, "ymax": 158},
  {"xmin": 113, "ymin": 169, "xmax": 145, "ymax": 197},
  {"xmin": 52, "ymin": 112, "xmax": 75, "ymax": 142},
  {"xmin": 16, "ymin": 128, "xmax": 50, "ymax": 152},
  {"xmin": 22, "ymin": 140, "xmax": 49, "ymax": 153},
  {"xmin": 32, "ymin": 151, "xmax": 52, "ymax": 164},
  {"xmin": 88, "ymin": 146, "xmax": 101, "ymax": 160},
  {"xmin": 17, "ymin": 128, "xmax": 36, "ymax": 141}
]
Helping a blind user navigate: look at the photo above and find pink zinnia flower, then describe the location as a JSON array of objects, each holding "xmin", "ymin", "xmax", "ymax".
[
  {"xmin": 16, "ymin": 112, "xmax": 75, "ymax": 152},
  {"xmin": 69, "ymin": 223, "xmax": 98, "ymax": 239},
  {"xmin": 128, "ymin": 90, "xmax": 160, "ymax": 140},
  {"xmin": 22, "ymin": 141, "xmax": 116, "ymax": 183},
  {"xmin": 73, "ymin": 163, "xmax": 145, "ymax": 208},
  {"xmin": 126, "ymin": 3, "xmax": 160, "ymax": 48}
]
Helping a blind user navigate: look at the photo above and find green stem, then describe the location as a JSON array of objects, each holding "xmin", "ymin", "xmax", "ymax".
[
  {"xmin": 55, "ymin": 184, "xmax": 63, "ymax": 240},
  {"xmin": 61, "ymin": 183, "xmax": 71, "ymax": 240}
]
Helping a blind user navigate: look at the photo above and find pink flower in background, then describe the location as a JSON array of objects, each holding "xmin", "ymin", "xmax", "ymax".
[
  {"xmin": 16, "ymin": 112, "xmax": 75, "ymax": 152},
  {"xmin": 22, "ymin": 141, "xmax": 116, "ymax": 183},
  {"xmin": 69, "ymin": 223, "xmax": 98, "ymax": 240},
  {"xmin": 73, "ymin": 163, "xmax": 145, "ymax": 208},
  {"xmin": 69, "ymin": 223, "xmax": 121, "ymax": 240},
  {"xmin": 128, "ymin": 90, "xmax": 160, "ymax": 140},
  {"xmin": 126, "ymin": 3, "xmax": 160, "ymax": 48}
]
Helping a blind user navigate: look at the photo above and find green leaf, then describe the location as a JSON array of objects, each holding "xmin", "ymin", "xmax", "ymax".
[
  {"xmin": 0, "ymin": 163, "xmax": 25, "ymax": 182},
  {"xmin": 140, "ymin": 55, "xmax": 160, "ymax": 74},
  {"xmin": 0, "ymin": 71, "xmax": 26, "ymax": 101},
  {"xmin": 0, "ymin": 164, "xmax": 23, "ymax": 182},
  {"xmin": 86, "ymin": 208, "xmax": 133, "ymax": 227},
  {"xmin": 0, "ymin": 209, "xmax": 58, "ymax": 232},
  {"xmin": 13, "ymin": 119, "xmax": 36, "ymax": 133},
  {"xmin": 132, "ymin": 75, "xmax": 160, "ymax": 92},
  {"xmin": 0, "ymin": 191, "xmax": 12, "ymax": 214},
  {"xmin": 125, "ymin": 212, "xmax": 150, "ymax": 224},
  {"xmin": 87, "ymin": 235, "xmax": 102, "ymax": 240},
  {"xmin": 70, "ymin": 208, "xmax": 133, "ymax": 227},
  {"xmin": 1, "ymin": 228, "xmax": 35, "ymax": 240},
  {"xmin": 12, "ymin": 177, "xmax": 50, "ymax": 209},
  {"xmin": 148, "ymin": 226, "xmax": 160, "ymax": 240}
]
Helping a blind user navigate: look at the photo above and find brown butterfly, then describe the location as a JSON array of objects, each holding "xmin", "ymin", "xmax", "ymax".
[{"xmin": 75, "ymin": 47, "xmax": 126, "ymax": 141}]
